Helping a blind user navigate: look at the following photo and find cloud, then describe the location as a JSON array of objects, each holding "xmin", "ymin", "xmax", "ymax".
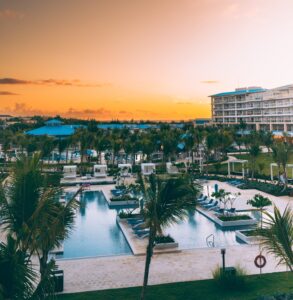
[
  {"xmin": 0, "ymin": 78, "xmax": 28, "ymax": 84},
  {"xmin": 0, "ymin": 77, "xmax": 110, "ymax": 87},
  {"xmin": 0, "ymin": 91, "xmax": 19, "ymax": 96},
  {"xmin": 1, "ymin": 102, "xmax": 115, "ymax": 119},
  {"xmin": 0, "ymin": 9, "xmax": 24, "ymax": 20},
  {"xmin": 201, "ymin": 80, "xmax": 219, "ymax": 84}
]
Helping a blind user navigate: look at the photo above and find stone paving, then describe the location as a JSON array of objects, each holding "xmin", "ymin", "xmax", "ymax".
[{"xmin": 58, "ymin": 244, "xmax": 286, "ymax": 293}]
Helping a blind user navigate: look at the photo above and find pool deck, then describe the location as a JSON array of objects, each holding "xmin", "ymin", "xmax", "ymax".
[
  {"xmin": 117, "ymin": 218, "xmax": 181, "ymax": 256},
  {"xmin": 58, "ymin": 244, "xmax": 286, "ymax": 294}
]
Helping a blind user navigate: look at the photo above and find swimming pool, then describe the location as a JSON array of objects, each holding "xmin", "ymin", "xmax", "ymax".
[
  {"xmin": 165, "ymin": 210, "xmax": 244, "ymax": 249},
  {"xmin": 58, "ymin": 191, "xmax": 132, "ymax": 259},
  {"xmin": 58, "ymin": 189, "xmax": 246, "ymax": 259}
]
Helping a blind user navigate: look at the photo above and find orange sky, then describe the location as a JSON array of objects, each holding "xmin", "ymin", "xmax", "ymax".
[{"xmin": 1, "ymin": 0, "xmax": 293, "ymax": 120}]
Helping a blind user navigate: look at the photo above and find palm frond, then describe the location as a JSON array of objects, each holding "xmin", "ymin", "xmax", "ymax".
[{"xmin": 259, "ymin": 205, "xmax": 293, "ymax": 270}]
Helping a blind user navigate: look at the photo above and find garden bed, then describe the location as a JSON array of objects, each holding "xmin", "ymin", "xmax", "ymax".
[
  {"xmin": 198, "ymin": 208, "xmax": 258, "ymax": 227},
  {"xmin": 236, "ymin": 229, "xmax": 261, "ymax": 244},
  {"xmin": 239, "ymin": 181, "xmax": 293, "ymax": 196},
  {"xmin": 154, "ymin": 235, "xmax": 178, "ymax": 250}
]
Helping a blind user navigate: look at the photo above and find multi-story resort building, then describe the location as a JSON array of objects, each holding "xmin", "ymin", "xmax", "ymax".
[{"xmin": 211, "ymin": 84, "xmax": 293, "ymax": 131}]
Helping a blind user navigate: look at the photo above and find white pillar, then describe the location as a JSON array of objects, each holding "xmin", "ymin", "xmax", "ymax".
[
  {"xmin": 242, "ymin": 163, "xmax": 245, "ymax": 178},
  {"xmin": 228, "ymin": 161, "xmax": 231, "ymax": 176},
  {"xmin": 270, "ymin": 164, "xmax": 273, "ymax": 181}
]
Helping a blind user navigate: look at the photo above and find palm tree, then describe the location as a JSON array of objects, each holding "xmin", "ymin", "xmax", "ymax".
[
  {"xmin": 259, "ymin": 205, "xmax": 293, "ymax": 271},
  {"xmin": 0, "ymin": 153, "xmax": 80, "ymax": 287},
  {"xmin": 0, "ymin": 235, "xmax": 36, "ymax": 299},
  {"xmin": 272, "ymin": 141, "xmax": 291, "ymax": 188},
  {"xmin": 248, "ymin": 142, "xmax": 260, "ymax": 179},
  {"xmin": 139, "ymin": 174, "xmax": 198, "ymax": 300},
  {"xmin": 247, "ymin": 194, "xmax": 271, "ymax": 229}
]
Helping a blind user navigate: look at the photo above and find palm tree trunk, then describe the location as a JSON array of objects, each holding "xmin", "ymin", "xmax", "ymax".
[
  {"xmin": 140, "ymin": 228, "xmax": 155, "ymax": 300},
  {"xmin": 39, "ymin": 251, "xmax": 49, "ymax": 280}
]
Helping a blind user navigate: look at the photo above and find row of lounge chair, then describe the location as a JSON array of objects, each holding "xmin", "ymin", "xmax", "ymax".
[
  {"xmin": 197, "ymin": 195, "xmax": 219, "ymax": 211},
  {"xmin": 197, "ymin": 194, "xmax": 236, "ymax": 214},
  {"xmin": 127, "ymin": 218, "xmax": 149, "ymax": 239},
  {"xmin": 227, "ymin": 180, "xmax": 244, "ymax": 187}
]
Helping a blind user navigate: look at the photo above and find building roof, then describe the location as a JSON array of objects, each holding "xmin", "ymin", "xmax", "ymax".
[
  {"xmin": 26, "ymin": 124, "xmax": 83, "ymax": 137},
  {"xmin": 210, "ymin": 88, "xmax": 266, "ymax": 97},
  {"xmin": 45, "ymin": 118, "xmax": 63, "ymax": 125}
]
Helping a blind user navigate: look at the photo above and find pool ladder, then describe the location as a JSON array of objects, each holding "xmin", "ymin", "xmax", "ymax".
[{"xmin": 206, "ymin": 234, "xmax": 215, "ymax": 248}]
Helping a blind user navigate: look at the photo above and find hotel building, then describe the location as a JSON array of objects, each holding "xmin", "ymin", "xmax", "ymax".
[{"xmin": 211, "ymin": 84, "xmax": 293, "ymax": 131}]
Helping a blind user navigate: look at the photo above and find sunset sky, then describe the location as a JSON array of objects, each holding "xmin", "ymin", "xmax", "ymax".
[{"xmin": 1, "ymin": 0, "xmax": 293, "ymax": 120}]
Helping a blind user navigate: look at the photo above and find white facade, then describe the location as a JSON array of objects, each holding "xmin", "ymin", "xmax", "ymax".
[{"xmin": 211, "ymin": 84, "xmax": 293, "ymax": 131}]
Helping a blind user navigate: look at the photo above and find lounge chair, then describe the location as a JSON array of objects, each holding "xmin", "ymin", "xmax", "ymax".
[
  {"xmin": 127, "ymin": 218, "xmax": 144, "ymax": 224},
  {"xmin": 201, "ymin": 199, "xmax": 214, "ymax": 207},
  {"xmin": 132, "ymin": 222, "xmax": 146, "ymax": 229},
  {"xmin": 198, "ymin": 196, "xmax": 208, "ymax": 203},
  {"xmin": 134, "ymin": 229, "xmax": 150, "ymax": 234},
  {"xmin": 203, "ymin": 199, "xmax": 218, "ymax": 208},
  {"xmin": 197, "ymin": 194, "xmax": 204, "ymax": 200},
  {"xmin": 137, "ymin": 233, "xmax": 149, "ymax": 239},
  {"xmin": 207, "ymin": 201, "xmax": 219, "ymax": 210}
]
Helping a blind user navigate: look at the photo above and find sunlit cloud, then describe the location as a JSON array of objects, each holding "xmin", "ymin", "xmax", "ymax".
[
  {"xmin": 0, "ymin": 9, "xmax": 24, "ymax": 20},
  {"xmin": 0, "ymin": 77, "xmax": 110, "ymax": 88},
  {"xmin": 0, "ymin": 91, "xmax": 19, "ymax": 96}
]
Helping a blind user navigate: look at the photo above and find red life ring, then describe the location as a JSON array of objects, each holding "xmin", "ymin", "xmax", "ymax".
[{"xmin": 254, "ymin": 254, "xmax": 266, "ymax": 268}]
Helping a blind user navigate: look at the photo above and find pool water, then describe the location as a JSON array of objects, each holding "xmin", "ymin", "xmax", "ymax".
[
  {"xmin": 58, "ymin": 189, "xmax": 246, "ymax": 259},
  {"xmin": 165, "ymin": 210, "xmax": 244, "ymax": 249},
  {"xmin": 58, "ymin": 191, "xmax": 131, "ymax": 259}
]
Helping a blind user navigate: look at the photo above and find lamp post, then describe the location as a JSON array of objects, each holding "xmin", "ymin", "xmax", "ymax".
[{"xmin": 221, "ymin": 248, "xmax": 226, "ymax": 272}]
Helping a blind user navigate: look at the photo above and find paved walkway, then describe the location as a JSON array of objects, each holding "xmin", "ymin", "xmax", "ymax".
[{"xmin": 58, "ymin": 244, "xmax": 286, "ymax": 293}]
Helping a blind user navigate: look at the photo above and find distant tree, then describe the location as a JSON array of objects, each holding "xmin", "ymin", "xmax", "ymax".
[
  {"xmin": 247, "ymin": 194, "xmax": 272, "ymax": 228},
  {"xmin": 248, "ymin": 141, "xmax": 260, "ymax": 179}
]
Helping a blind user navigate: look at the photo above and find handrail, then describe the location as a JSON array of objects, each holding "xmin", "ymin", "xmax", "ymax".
[{"xmin": 206, "ymin": 234, "xmax": 215, "ymax": 248}]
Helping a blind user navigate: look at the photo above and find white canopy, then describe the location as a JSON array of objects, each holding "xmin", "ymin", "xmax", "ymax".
[{"xmin": 141, "ymin": 163, "xmax": 156, "ymax": 175}]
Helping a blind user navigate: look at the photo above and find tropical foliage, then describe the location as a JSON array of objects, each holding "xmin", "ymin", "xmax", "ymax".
[
  {"xmin": 139, "ymin": 174, "xmax": 199, "ymax": 300},
  {"xmin": 0, "ymin": 154, "xmax": 80, "ymax": 299}
]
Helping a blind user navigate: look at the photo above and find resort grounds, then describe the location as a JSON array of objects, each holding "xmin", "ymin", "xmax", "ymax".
[{"xmin": 55, "ymin": 179, "xmax": 292, "ymax": 295}]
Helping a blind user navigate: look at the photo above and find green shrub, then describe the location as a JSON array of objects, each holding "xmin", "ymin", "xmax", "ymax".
[
  {"xmin": 218, "ymin": 214, "xmax": 251, "ymax": 221},
  {"xmin": 155, "ymin": 235, "xmax": 175, "ymax": 244},
  {"xmin": 212, "ymin": 265, "xmax": 247, "ymax": 291},
  {"xmin": 44, "ymin": 172, "xmax": 62, "ymax": 187},
  {"xmin": 118, "ymin": 211, "xmax": 141, "ymax": 219},
  {"xmin": 239, "ymin": 181, "xmax": 292, "ymax": 196},
  {"xmin": 110, "ymin": 195, "xmax": 138, "ymax": 202},
  {"xmin": 258, "ymin": 293, "xmax": 293, "ymax": 300},
  {"xmin": 241, "ymin": 229, "xmax": 259, "ymax": 237}
]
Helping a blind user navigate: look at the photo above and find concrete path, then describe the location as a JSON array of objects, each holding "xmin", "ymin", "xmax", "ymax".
[{"xmin": 58, "ymin": 244, "xmax": 286, "ymax": 293}]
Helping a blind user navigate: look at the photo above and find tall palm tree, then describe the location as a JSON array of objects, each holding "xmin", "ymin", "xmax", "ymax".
[
  {"xmin": 272, "ymin": 141, "xmax": 291, "ymax": 188},
  {"xmin": 259, "ymin": 205, "xmax": 293, "ymax": 271},
  {"xmin": 248, "ymin": 142, "xmax": 260, "ymax": 179},
  {"xmin": 139, "ymin": 174, "xmax": 199, "ymax": 300},
  {"xmin": 0, "ymin": 153, "xmax": 80, "ymax": 288}
]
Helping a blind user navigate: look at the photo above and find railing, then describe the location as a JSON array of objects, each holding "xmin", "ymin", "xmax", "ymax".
[{"xmin": 206, "ymin": 234, "xmax": 215, "ymax": 248}]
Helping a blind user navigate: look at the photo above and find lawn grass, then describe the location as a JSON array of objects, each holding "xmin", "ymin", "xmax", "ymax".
[
  {"xmin": 58, "ymin": 272, "xmax": 293, "ymax": 300},
  {"xmin": 207, "ymin": 152, "xmax": 293, "ymax": 178},
  {"xmin": 234, "ymin": 152, "xmax": 293, "ymax": 177}
]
